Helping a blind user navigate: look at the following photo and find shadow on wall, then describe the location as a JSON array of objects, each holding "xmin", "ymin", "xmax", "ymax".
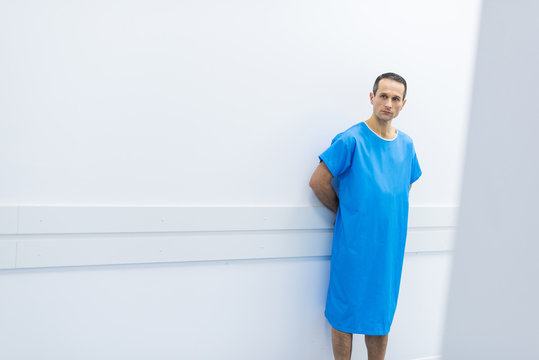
[{"xmin": 443, "ymin": 1, "xmax": 539, "ymax": 359}]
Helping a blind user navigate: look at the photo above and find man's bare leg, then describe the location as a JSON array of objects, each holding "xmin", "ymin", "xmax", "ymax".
[
  {"xmin": 331, "ymin": 327, "xmax": 353, "ymax": 360},
  {"xmin": 364, "ymin": 334, "xmax": 388, "ymax": 360}
]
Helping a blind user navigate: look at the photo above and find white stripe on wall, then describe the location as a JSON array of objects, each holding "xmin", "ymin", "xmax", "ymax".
[{"xmin": 0, "ymin": 206, "xmax": 457, "ymax": 270}]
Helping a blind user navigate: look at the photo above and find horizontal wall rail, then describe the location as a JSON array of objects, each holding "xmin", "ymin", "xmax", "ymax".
[{"xmin": 0, "ymin": 206, "xmax": 457, "ymax": 269}]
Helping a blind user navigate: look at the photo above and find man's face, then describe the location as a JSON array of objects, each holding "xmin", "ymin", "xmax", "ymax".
[{"xmin": 370, "ymin": 78, "xmax": 407, "ymax": 122}]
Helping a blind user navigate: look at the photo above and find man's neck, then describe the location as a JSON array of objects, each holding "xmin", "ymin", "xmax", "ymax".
[{"xmin": 365, "ymin": 116, "xmax": 396, "ymax": 140}]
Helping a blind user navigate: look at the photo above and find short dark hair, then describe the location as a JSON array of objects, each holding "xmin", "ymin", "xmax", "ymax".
[{"xmin": 373, "ymin": 72, "xmax": 407, "ymax": 99}]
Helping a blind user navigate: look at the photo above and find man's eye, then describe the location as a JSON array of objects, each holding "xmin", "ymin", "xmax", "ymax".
[
  {"xmin": 381, "ymin": 95, "xmax": 387, "ymax": 98},
  {"xmin": 393, "ymin": 97, "xmax": 400, "ymax": 101}
]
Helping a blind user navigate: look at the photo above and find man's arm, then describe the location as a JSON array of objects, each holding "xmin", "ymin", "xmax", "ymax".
[{"xmin": 309, "ymin": 161, "xmax": 339, "ymax": 213}]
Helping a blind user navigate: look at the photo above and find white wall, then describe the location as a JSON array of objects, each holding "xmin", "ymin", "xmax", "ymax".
[
  {"xmin": 0, "ymin": 1, "xmax": 481, "ymax": 359},
  {"xmin": 0, "ymin": 252, "xmax": 452, "ymax": 360},
  {"xmin": 443, "ymin": 1, "xmax": 539, "ymax": 358},
  {"xmin": 0, "ymin": 0, "xmax": 480, "ymax": 206}
]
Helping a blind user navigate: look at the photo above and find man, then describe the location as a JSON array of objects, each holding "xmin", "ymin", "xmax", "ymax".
[{"xmin": 309, "ymin": 73, "xmax": 422, "ymax": 360}]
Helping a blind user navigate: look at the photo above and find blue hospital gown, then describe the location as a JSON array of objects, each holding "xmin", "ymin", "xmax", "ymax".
[{"xmin": 319, "ymin": 121, "xmax": 422, "ymax": 335}]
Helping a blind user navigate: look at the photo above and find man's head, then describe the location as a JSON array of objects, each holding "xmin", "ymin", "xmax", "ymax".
[
  {"xmin": 373, "ymin": 72, "xmax": 407, "ymax": 99},
  {"xmin": 370, "ymin": 72, "xmax": 407, "ymax": 122}
]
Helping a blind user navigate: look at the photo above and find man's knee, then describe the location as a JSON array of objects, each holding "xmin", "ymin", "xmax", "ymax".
[
  {"xmin": 364, "ymin": 334, "xmax": 388, "ymax": 348},
  {"xmin": 331, "ymin": 327, "xmax": 353, "ymax": 358},
  {"xmin": 332, "ymin": 327, "xmax": 353, "ymax": 344}
]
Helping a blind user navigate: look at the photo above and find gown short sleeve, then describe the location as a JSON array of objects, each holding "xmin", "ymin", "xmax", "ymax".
[
  {"xmin": 410, "ymin": 146, "xmax": 422, "ymax": 184},
  {"xmin": 318, "ymin": 133, "xmax": 355, "ymax": 177}
]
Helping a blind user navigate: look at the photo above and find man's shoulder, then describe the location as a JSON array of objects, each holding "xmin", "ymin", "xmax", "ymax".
[
  {"xmin": 344, "ymin": 121, "xmax": 364, "ymax": 135},
  {"xmin": 396, "ymin": 128, "xmax": 415, "ymax": 144},
  {"xmin": 332, "ymin": 122, "xmax": 364, "ymax": 141}
]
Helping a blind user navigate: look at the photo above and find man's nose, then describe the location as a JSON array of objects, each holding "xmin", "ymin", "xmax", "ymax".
[{"xmin": 384, "ymin": 99, "xmax": 392, "ymax": 108}]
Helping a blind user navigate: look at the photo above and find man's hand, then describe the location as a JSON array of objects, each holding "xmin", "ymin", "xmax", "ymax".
[{"xmin": 309, "ymin": 161, "xmax": 339, "ymax": 213}]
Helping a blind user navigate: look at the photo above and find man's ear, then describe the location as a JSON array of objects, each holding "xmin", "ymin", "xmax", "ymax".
[
  {"xmin": 370, "ymin": 92, "xmax": 374, "ymax": 104},
  {"xmin": 401, "ymin": 98, "xmax": 407, "ymax": 108}
]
